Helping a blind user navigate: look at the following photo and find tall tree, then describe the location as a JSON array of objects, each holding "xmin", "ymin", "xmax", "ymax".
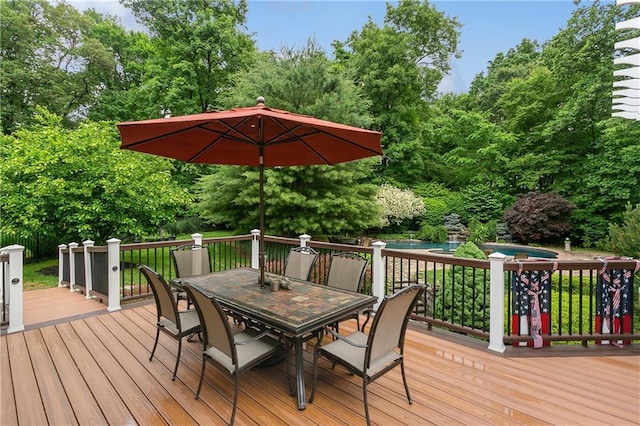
[
  {"xmin": 1, "ymin": 0, "xmax": 116, "ymax": 133},
  {"xmin": 197, "ymin": 42, "xmax": 381, "ymax": 237},
  {"xmin": 337, "ymin": 0, "xmax": 460, "ymax": 184},
  {"xmin": 121, "ymin": 0, "xmax": 256, "ymax": 115}
]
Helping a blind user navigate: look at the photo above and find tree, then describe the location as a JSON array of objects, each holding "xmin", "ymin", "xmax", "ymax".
[
  {"xmin": 121, "ymin": 0, "xmax": 256, "ymax": 115},
  {"xmin": 1, "ymin": 0, "xmax": 118, "ymax": 133},
  {"xmin": 196, "ymin": 42, "xmax": 381, "ymax": 237},
  {"xmin": 607, "ymin": 204, "xmax": 640, "ymax": 258},
  {"xmin": 503, "ymin": 191, "xmax": 575, "ymax": 243},
  {"xmin": 339, "ymin": 0, "xmax": 461, "ymax": 185},
  {"xmin": 375, "ymin": 184, "xmax": 425, "ymax": 228},
  {"xmin": 0, "ymin": 109, "xmax": 192, "ymax": 242}
]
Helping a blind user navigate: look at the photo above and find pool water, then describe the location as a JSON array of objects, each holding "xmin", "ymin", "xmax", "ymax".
[
  {"xmin": 384, "ymin": 240, "xmax": 462, "ymax": 252},
  {"xmin": 481, "ymin": 244, "xmax": 558, "ymax": 259},
  {"xmin": 384, "ymin": 241, "xmax": 558, "ymax": 259}
]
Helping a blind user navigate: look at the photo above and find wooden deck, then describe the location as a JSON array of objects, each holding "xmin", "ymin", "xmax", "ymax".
[{"xmin": 2, "ymin": 288, "xmax": 639, "ymax": 425}]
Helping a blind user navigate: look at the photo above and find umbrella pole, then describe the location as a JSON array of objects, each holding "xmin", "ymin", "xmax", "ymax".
[{"xmin": 259, "ymin": 151, "xmax": 266, "ymax": 288}]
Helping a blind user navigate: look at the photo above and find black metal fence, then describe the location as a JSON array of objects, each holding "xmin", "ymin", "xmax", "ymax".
[{"xmin": 0, "ymin": 232, "xmax": 59, "ymax": 262}]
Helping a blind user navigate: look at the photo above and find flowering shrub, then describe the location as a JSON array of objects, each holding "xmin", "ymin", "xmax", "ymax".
[{"xmin": 376, "ymin": 184, "xmax": 426, "ymax": 227}]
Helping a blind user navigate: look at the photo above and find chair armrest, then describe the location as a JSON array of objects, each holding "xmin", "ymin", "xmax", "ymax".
[
  {"xmin": 359, "ymin": 308, "xmax": 374, "ymax": 331},
  {"xmin": 168, "ymin": 279, "xmax": 185, "ymax": 290},
  {"xmin": 321, "ymin": 326, "xmax": 368, "ymax": 349},
  {"xmin": 234, "ymin": 329, "xmax": 273, "ymax": 345}
]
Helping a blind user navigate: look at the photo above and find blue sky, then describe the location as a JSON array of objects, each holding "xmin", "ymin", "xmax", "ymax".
[{"xmin": 71, "ymin": 1, "xmax": 606, "ymax": 93}]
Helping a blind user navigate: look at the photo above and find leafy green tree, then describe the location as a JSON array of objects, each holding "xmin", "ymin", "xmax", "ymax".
[
  {"xmin": 1, "ymin": 0, "xmax": 117, "ymax": 133},
  {"xmin": 413, "ymin": 182, "xmax": 465, "ymax": 225},
  {"xmin": 0, "ymin": 109, "xmax": 191, "ymax": 242},
  {"xmin": 607, "ymin": 204, "xmax": 640, "ymax": 258},
  {"xmin": 339, "ymin": 0, "xmax": 460, "ymax": 185},
  {"xmin": 469, "ymin": 38, "xmax": 543, "ymax": 118},
  {"xmin": 196, "ymin": 42, "xmax": 380, "ymax": 237},
  {"xmin": 571, "ymin": 118, "xmax": 640, "ymax": 246},
  {"xmin": 122, "ymin": 0, "xmax": 256, "ymax": 115},
  {"xmin": 503, "ymin": 191, "xmax": 575, "ymax": 244},
  {"xmin": 462, "ymin": 183, "xmax": 505, "ymax": 223}
]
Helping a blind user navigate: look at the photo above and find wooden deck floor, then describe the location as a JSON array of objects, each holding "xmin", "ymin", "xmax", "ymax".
[{"xmin": 2, "ymin": 288, "xmax": 639, "ymax": 425}]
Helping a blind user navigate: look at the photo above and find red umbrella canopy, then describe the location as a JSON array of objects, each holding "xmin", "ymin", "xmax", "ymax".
[{"xmin": 117, "ymin": 99, "xmax": 383, "ymax": 166}]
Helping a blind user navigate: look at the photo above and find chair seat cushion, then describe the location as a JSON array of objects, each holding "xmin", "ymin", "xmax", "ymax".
[
  {"xmin": 320, "ymin": 331, "xmax": 402, "ymax": 377},
  {"xmin": 159, "ymin": 310, "xmax": 200, "ymax": 336},
  {"xmin": 204, "ymin": 329, "xmax": 280, "ymax": 373}
]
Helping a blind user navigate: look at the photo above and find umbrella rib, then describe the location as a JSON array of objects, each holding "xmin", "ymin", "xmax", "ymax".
[
  {"xmin": 189, "ymin": 118, "xmax": 260, "ymax": 162},
  {"xmin": 267, "ymin": 118, "xmax": 381, "ymax": 163},
  {"xmin": 122, "ymin": 123, "xmax": 207, "ymax": 149}
]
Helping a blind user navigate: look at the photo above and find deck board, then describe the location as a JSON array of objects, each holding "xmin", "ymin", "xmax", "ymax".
[{"xmin": 2, "ymin": 287, "xmax": 639, "ymax": 425}]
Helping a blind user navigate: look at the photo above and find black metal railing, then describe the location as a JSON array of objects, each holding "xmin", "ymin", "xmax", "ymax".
[
  {"xmin": 382, "ymin": 249, "xmax": 491, "ymax": 339},
  {"xmin": 57, "ymin": 234, "xmax": 640, "ymax": 347}
]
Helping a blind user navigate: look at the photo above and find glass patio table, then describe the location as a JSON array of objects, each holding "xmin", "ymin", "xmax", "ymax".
[{"xmin": 172, "ymin": 267, "xmax": 377, "ymax": 410}]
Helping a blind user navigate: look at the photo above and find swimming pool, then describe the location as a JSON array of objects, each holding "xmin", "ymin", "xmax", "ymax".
[
  {"xmin": 383, "ymin": 241, "xmax": 558, "ymax": 258},
  {"xmin": 481, "ymin": 244, "xmax": 558, "ymax": 259},
  {"xmin": 384, "ymin": 240, "xmax": 461, "ymax": 252}
]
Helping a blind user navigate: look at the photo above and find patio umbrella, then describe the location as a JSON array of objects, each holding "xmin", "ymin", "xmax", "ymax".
[{"xmin": 117, "ymin": 97, "xmax": 383, "ymax": 287}]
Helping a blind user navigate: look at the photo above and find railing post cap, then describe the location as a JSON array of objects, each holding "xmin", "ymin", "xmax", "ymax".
[
  {"xmin": 300, "ymin": 234, "xmax": 311, "ymax": 240},
  {"xmin": 488, "ymin": 252, "xmax": 508, "ymax": 260},
  {"xmin": 83, "ymin": 239, "xmax": 95, "ymax": 245},
  {"xmin": 106, "ymin": 238, "xmax": 121, "ymax": 244},
  {"xmin": 251, "ymin": 229, "xmax": 261, "ymax": 236},
  {"xmin": 68, "ymin": 242, "xmax": 79, "ymax": 247},
  {"xmin": 58, "ymin": 244, "xmax": 68, "ymax": 249},
  {"xmin": 191, "ymin": 232, "xmax": 203, "ymax": 238},
  {"xmin": 1, "ymin": 244, "xmax": 25, "ymax": 253},
  {"xmin": 372, "ymin": 241, "xmax": 387, "ymax": 248}
]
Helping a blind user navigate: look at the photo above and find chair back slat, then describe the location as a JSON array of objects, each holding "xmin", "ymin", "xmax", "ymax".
[
  {"xmin": 171, "ymin": 244, "xmax": 212, "ymax": 277},
  {"xmin": 367, "ymin": 285, "xmax": 424, "ymax": 365},
  {"xmin": 184, "ymin": 285, "xmax": 235, "ymax": 359},
  {"xmin": 139, "ymin": 265, "xmax": 179, "ymax": 325},
  {"xmin": 326, "ymin": 252, "xmax": 368, "ymax": 292},
  {"xmin": 284, "ymin": 247, "xmax": 318, "ymax": 280}
]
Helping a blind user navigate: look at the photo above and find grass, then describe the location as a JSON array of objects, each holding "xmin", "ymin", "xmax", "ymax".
[{"xmin": 24, "ymin": 258, "xmax": 59, "ymax": 290}]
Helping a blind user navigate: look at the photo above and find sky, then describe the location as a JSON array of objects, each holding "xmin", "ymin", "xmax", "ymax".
[{"xmin": 70, "ymin": 0, "xmax": 610, "ymax": 94}]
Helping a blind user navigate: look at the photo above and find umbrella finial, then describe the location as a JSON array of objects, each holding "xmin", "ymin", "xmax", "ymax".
[{"xmin": 256, "ymin": 96, "xmax": 265, "ymax": 106}]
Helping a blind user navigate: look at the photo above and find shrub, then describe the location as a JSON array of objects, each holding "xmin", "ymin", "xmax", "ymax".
[
  {"xmin": 607, "ymin": 203, "xmax": 640, "ymax": 258},
  {"xmin": 503, "ymin": 191, "xmax": 575, "ymax": 243},
  {"xmin": 416, "ymin": 224, "xmax": 447, "ymax": 242},
  {"xmin": 434, "ymin": 242, "xmax": 489, "ymax": 331}
]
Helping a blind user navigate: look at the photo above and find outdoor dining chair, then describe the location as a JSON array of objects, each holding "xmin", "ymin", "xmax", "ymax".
[
  {"xmin": 283, "ymin": 246, "xmax": 319, "ymax": 281},
  {"xmin": 309, "ymin": 284, "xmax": 426, "ymax": 426},
  {"xmin": 326, "ymin": 251, "xmax": 369, "ymax": 331},
  {"xmin": 170, "ymin": 244, "xmax": 212, "ymax": 307},
  {"xmin": 138, "ymin": 264, "xmax": 201, "ymax": 381},
  {"xmin": 183, "ymin": 284, "xmax": 283, "ymax": 425}
]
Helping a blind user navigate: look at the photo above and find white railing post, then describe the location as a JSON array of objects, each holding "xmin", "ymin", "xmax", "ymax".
[
  {"xmin": 83, "ymin": 240, "xmax": 94, "ymax": 299},
  {"xmin": 372, "ymin": 241, "xmax": 387, "ymax": 310},
  {"xmin": 5, "ymin": 245, "xmax": 25, "ymax": 333},
  {"xmin": 107, "ymin": 238, "xmax": 121, "ymax": 312},
  {"xmin": 68, "ymin": 242, "xmax": 78, "ymax": 292},
  {"xmin": 191, "ymin": 232, "xmax": 203, "ymax": 246},
  {"xmin": 299, "ymin": 234, "xmax": 311, "ymax": 248},
  {"xmin": 488, "ymin": 252, "xmax": 508, "ymax": 353},
  {"xmin": 58, "ymin": 244, "xmax": 67, "ymax": 287},
  {"xmin": 251, "ymin": 229, "xmax": 260, "ymax": 269}
]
